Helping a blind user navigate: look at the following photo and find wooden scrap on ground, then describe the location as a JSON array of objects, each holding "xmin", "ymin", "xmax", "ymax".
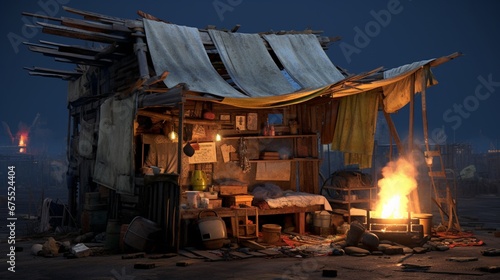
[
  {"xmin": 240, "ymin": 239, "xmax": 267, "ymax": 250},
  {"xmin": 229, "ymin": 251, "xmax": 254, "ymax": 259},
  {"xmin": 176, "ymin": 260, "xmax": 194, "ymax": 267},
  {"xmin": 246, "ymin": 251, "xmax": 267, "ymax": 257},
  {"xmin": 178, "ymin": 249, "xmax": 204, "ymax": 259},
  {"xmin": 258, "ymin": 249, "xmax": 282, "ymax": 256},
  {"xmin": 121, "ymin": 252, "xmax": 145, "ymax": 259},
  {"xmin": 134, "ymin": 263, "xmax": 156, "ymax": 269},
  {"xmin": 148, "ymin": 253, "xmax": 177, "ymax": 259},
  {"xmin": 446, "ymin": 256, "xmax": 478, "ymax": 262},
  {"xmin": 184, "ymin": 248, "xmax": 225, "ymax": 261}
]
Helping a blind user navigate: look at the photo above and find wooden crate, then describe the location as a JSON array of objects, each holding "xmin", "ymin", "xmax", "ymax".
[
  {"xmin": 215, "ymin": 185, "xmax": 248, "ymax": 195},
  {"xmin": 238, "ymin": 224, "xmax": 256, "ymax": 236},
  {"xmin": 222, "ymin": 194, "xmax": 254, "ymax": 207},
  {"xmin": 208, "ymin": 199, "xmax": 222, "ymax": 209}
]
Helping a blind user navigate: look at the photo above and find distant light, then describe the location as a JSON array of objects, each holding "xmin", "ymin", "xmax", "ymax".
[{"xmin": 215, "ymin": 133, "xmax": 222, "ymax": 142}]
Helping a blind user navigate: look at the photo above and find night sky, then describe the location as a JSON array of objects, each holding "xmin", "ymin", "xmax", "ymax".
[{"xmin": 1, "ymin": 0, "xmax": 499, "ymax": 155}]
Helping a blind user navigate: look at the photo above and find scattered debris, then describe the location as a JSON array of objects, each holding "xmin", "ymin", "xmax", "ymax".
[
  {"xmin": 73, "ymin": 232, "xmax": 94, "ymax": 243},
  {"xmin": 148, "ymin": 253, "xmax": 177, "ymax": 259},
  {"xmin": 399, "ymin": 263, "xmax": 430, "ymax": 272},
  {"xmin": 134, "ymin": 263, "xmax": 156, "ymax": 269},
  {"xmin": 399, "ymin": 263, "xmax": 484, "ymax": 276},
  {"xmin": 70, "ymin": 243, "xmax": 91, "ymax": 258},
  {"xmin": 397, "ymin": 253, "xmax": 414, "ymax": 263},
  {"xmin": 412, "ymin": 246, "xmax": 427, "ymax": 254},
  {"xmin": 322, "ymin": 269, "xmax": 337, "ymax": 277},
  {"xmin": 344, "ymin": 246, "xmax": 369, "ymax": 256},
  {"xmin": 384, "ymin": 246, "xmax": 404, "ymax": 255},
  {"xmin": 482, "ymin": 248, "xmax": 500, "ymax": 256},
  {"xmin": 176, "ymin": 260, "xmax": 193, "ymax": 267},
  {"xmin": 41, "ymin": 237, "xmax": 60, "ymax": 257},
  {"xmin": 446, "ymin": 256, "xmax": 478, "ymax": 262},
  {"xmin": 121, "ymin": 252, "xmax": 146, "ymax": 259},
  {"xmin": 31, "ymin": 244, "xmax": 43, "ymax": 256},
  {"xmin": 476, "ymin": 266, "xmax": 500, "ymax": 273}
]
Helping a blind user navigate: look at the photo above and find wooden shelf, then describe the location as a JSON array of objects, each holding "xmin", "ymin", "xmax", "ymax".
[
  {"xmin": 322, "ymin": 186, "xmax": 375, "ymax": 191},
  {"xmin": 247, "ymin": 158, "xmax": 321, "ymax": 163},
  {"xmin": 322, "ymin": 185, "xmax": 377, "ymax": 223},
  {"xmin": 328, "ymin": 198, "xmax": 373, "ymax": 204},
  {"xmin": 222, "ymin": 134, "xmax": 317, "ymax": 140}
]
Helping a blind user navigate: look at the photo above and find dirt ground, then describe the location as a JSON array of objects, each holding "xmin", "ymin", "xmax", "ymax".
[{"xmin": 0, "ymin": 195, "xmax": 499, "ymax": 280}]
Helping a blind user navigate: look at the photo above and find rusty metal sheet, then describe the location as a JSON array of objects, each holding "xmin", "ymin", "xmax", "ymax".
[
  {"xmin": 143, "ymin": 19, "xmax": 245, "ymax": 98},
  {"xmin": 209, "ymin": 29, "xmax": 297, "ymax": 97},
  {"xmin": 264, "ymin": 34, "xmax": 345, "ymax": 88}
]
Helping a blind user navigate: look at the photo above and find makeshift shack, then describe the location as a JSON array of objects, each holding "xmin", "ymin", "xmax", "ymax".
[{"xmin": 24, "ymin": 6, "xmax": 459, "ymax": 252}]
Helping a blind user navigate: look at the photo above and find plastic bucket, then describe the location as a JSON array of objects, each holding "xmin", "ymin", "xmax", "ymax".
[
  {"xmin": 124, "ymin": 216, "xmax": 161, "ymax": 252},
  {"xmin": 413, "ymin": 213, "xmax": 433, "ymax": 237},
  {"xmin": 262, "ymin": 224, "xmax": 281, "ymax": 244}
]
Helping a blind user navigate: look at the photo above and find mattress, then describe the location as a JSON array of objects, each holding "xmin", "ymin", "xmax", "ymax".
[{"xmin": 264, "ymin": 191, "xmax": 332, "ymax": 211}]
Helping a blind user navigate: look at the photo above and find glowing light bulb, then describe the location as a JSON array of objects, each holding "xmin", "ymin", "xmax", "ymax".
[
  {"xmin": 168, "ymin": 130, "xmax": 178, "ymax": 141},
  {"xmin": 215, "ymin": 133, "xmax": 222, "ymax": 142}
]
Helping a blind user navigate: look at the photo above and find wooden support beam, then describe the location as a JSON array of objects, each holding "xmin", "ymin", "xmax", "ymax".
[
  {"xmin": 408, "ymin": 73, "xmax": 415, "ymax": 153},
  {"xmin": 37, "ymin": 21, "xmax": 130, "ymax": 43},
  {"xmin": 61, "ymin": 16, "xmax": 131, "ymax": 33},
  {"xmin": 63, "ymin": 6, "xmax": 127, "ymax": 24},
  {"xmin": 28, "ymin": 45, "xmax": 113, "ymax": 66},
  {"xmin": 21, "ymin": 11, "xmax": 61, "ymax": 22},
  {"xmin": 429, "ymin": 52, "xmax": 463, "ymax": 67},
  {"xmin": 24, "ymin": 66, "xmax": 82, "ymax": 76},
  {"xmin": 383, "ymin": 110, "xmax": 404, "ymax": 155}
]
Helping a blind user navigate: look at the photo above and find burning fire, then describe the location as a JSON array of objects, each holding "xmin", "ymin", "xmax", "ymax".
[
  {"xmin": 373, "ymin": 158, "xmax": 418, "ymax": 219},
  {"xmin": 18, "ymin": 132, "xmax": 28, "ymax": 153}
]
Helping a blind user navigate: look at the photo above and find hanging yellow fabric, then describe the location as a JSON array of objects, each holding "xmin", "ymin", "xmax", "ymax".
[{"xmin": 331, "ymin": 90, "xmax": 380, "ymax": 169}]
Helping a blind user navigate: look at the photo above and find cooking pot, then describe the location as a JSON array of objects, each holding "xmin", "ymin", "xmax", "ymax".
[
  {"xmin": 197, "ymin": 210, "xmax": 228, "ymax": 249},
  {"xmin": 183, "ymin": 141, "xmax": 195, "ymax": 157}
]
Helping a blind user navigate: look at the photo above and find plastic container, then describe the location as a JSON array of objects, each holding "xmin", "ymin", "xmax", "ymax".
[
  {"xmin": 186, "ymin": 191, "xmax": 201, "ymax": 208},
  {"xmin": 262, "ymin": 224, "xmax": 281, "ymax": 244},
  {"xmin": 123, "ymin": 216, "xmax": 161, "ymax": 252},
  {"xmin": 313, "ymin": 211, "xmax": 331, "ymax": 228}
]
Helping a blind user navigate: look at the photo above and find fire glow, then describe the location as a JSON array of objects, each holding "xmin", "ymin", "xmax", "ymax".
[
  {"xmin": 18, "ymin": 133, "xmax": 28, "ymax": 153},
  {"xmin": 373, "ymin": 158, "xmax": 418, "ymax": 219}
]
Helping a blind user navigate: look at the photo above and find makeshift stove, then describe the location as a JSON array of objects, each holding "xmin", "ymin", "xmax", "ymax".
[{"xmin": 366, "ymin": 210, "xmax": 424, "ymax": 247}]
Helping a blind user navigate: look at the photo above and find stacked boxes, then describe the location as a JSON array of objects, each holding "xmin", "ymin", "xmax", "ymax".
[{"xmin": 215, "ymin": 185, "xmax": 254, "ymax": 207}]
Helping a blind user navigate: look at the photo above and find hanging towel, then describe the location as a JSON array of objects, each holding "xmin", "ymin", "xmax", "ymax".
[{"xmin": 331, "ymin": 91, "xmax": 380, "ymax": 169}]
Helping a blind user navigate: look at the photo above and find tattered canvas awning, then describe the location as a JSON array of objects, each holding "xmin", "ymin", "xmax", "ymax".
[{"xmin": 143, "ymin": 18, "xmax": 459, "ymax": 111}]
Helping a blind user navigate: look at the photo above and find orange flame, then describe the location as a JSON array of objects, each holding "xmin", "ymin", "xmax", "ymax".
[
  {"xmin": 373, "ymin": 158, "xmax": 417, "ymax": 219},
  {"xmin": 18, "ymin": 133, "xmax": 28, "ymax": 153}
]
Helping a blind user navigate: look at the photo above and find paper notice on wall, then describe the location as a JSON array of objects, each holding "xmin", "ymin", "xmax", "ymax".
[
  {"xmin": 220, "ymin": 144, "xmax": 236, "ymax": 163},
  {"xmin": 189, "ymin": 142, "xmax": 217, "ymax": 164},
  {"xmin": 255, "ymin": 161, "xmax": 290, "ymax": 181}
]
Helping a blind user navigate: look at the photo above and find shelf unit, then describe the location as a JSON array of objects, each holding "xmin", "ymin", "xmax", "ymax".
[
  {"xmin": 219, "ymin": 134, "xmax": 321, "ymax": 193},
  {"xmin": 222, "ymin": 134, "xmax": 319, "ymax": 162},
  {"xmin": 322, "ymin": 185, "xmax": 377, "ymax": 223}
]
